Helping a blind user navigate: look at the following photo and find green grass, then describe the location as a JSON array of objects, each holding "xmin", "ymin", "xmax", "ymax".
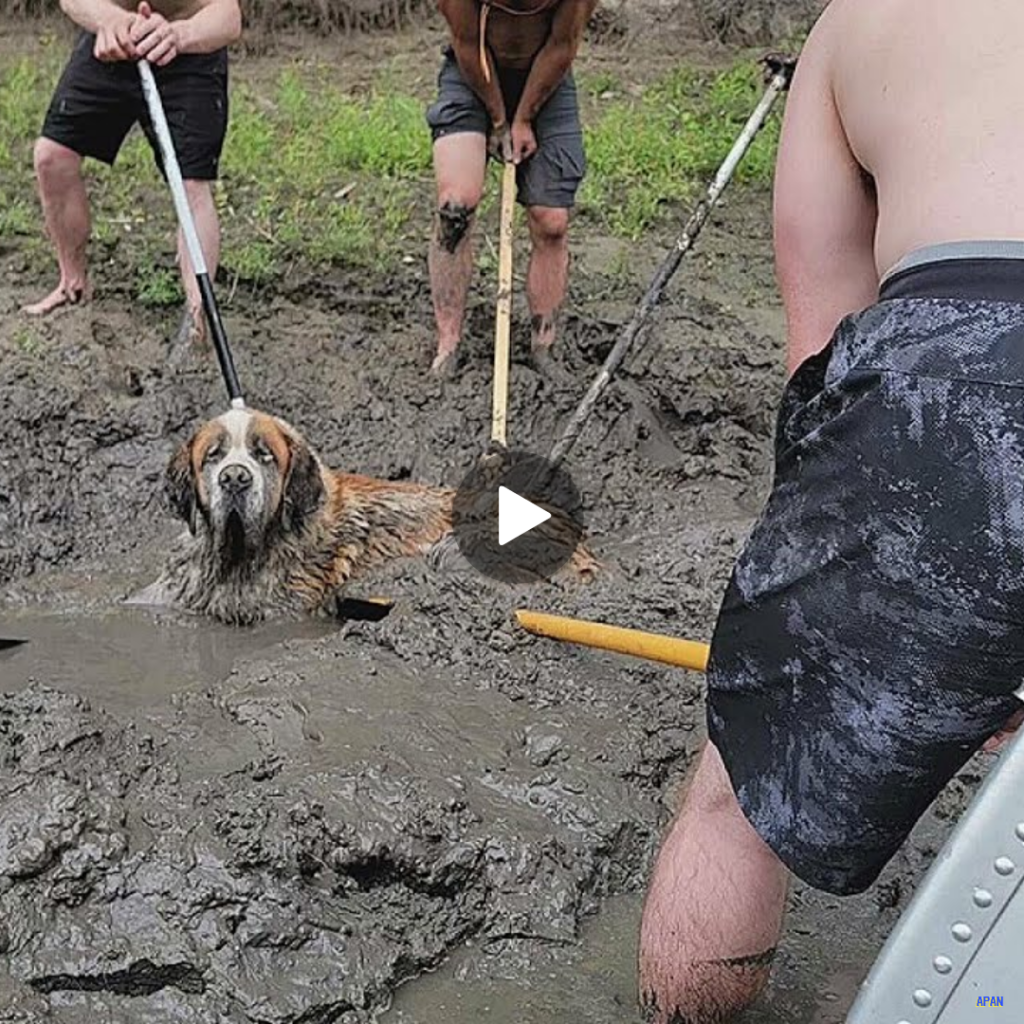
[
  {"xmin": 579, "ymin": 63, "xmax": 780, "ymax": 238},
  {"xmin": 0, "ymin": 45, "xmax": 781, "ymax": 300}
]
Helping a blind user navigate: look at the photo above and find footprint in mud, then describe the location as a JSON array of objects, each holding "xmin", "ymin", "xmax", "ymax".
[
  {"xmin": 91, "ymin": 320, "xmax": 118, "ymax": 349},
  {"xmin": 87, "ymin": 319, "xmax": 148, "ymax": 397}
]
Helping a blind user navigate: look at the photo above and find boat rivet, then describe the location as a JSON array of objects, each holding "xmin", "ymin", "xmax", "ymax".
[
  {"xmin": 913, "ymin": 989, "xmax": 933, "ymax": 1008},
  {"xmin": 1015, "ymin": 822, "xmax": 1024, "ymax": 842},
  {"xmin": 973, "ymin": 887, "xmax": 994, "ymax": 908},
  {"xmin": 952, "ymin": 922, "xmax": 973, "ymax": 942},
  {"xmin": 994, "ymin": 856, "xmax": 1016, "ymax": 876},
  {"xmin": 933, "ymin": 955, "xmax": 953, "ymax": 974}
]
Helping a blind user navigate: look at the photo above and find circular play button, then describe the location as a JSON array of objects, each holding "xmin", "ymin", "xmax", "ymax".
[{"xmin": 451, "ymin": 450, "xmax": 584, "ymax": 584}]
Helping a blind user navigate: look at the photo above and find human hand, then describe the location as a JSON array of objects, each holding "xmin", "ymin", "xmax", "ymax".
[
  {"xmin": 94, "ymin": 9, "xmax": 137, "ymax": 62},
  {"xmin": 511, "ymin": 119, "xmax": 537, "ymax": 164},
  {"xmin": 131, "ymin": 1, "xmax": 183, "ymax": 66},
  {"xmin": 487, "ymin": 121, "xmax": 514, "ymax": 163}
]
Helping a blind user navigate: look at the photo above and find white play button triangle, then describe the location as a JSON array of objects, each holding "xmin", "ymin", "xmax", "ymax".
[{"xmin": 498, "ymin": 486, "xmax": 551, "ymax": 546}]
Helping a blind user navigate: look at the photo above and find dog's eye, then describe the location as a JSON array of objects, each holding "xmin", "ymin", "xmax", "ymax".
[
  {"xmin": 203, "ymin": 445, "xmax": 222, "ymax": 465},
  {"xmin": 252, "ymin": 440, "xmax": 275, "ymax": 464}
]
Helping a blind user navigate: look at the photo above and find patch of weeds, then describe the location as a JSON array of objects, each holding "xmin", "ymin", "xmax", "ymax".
[
  {"xmin": 0, "ymin": 59, "xmax": 47, "ymax": 162},
  {"xmin": 0, "ymin": 51, "xmax": 782, "ymax": 290},
  {"xmin": 579, "ymin": 70, "xmax": 623, "ymax": 97},
  {"xmin": 219, "ymin": 70, "xmax": 431, "ymax": 273},
  {"xmin": 580, "ymin": 61, "xmax": 781, "ymax": 237},
  {"xmin": 136, "ymin": 266, "xmax": 182, "ymax": 308},
  {"xmin": 226, "ymin": 239, "xmax": 279, "ymax": 285},
  {"xmin": 13, "ymin": 325, "xmax": 42, "ymax": 356},
  {"xmin": 0, "ymin": 193, "xmax": 35, "ymax": 237}
]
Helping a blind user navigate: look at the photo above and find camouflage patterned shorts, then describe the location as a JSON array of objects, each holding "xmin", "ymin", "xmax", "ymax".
[{"xmin": 707, "ymin": 253, "xmax": 1024, "ymax": 895}]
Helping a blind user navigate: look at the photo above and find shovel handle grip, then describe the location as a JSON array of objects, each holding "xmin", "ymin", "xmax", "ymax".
[{"xmin": 515, "ymin": 609, "xmax": 710, "ymax": 673}]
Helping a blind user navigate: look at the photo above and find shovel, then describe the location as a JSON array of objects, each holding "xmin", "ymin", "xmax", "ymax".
[
  {"xmin": 138, "ymin": 59, "xmax": 244, "ymax": 409},
  {"xmin": 489, "ymin": 159, "xmax": 517, "ymax": 452},
  {"xmin": 545, "ymin": 53, "xmax": 797, "ymax": 472}
]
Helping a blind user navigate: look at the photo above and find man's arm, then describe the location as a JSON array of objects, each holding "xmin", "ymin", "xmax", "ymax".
[
  {"xmin": 174, "ymin": 0, "xmax": 242, "ymax": 54},
  {"xmin": 59, "ymin": 0, "xmax": 137, "ymax": 60},
  {"xmin": 773, "ymin": 11, "xmax": 878, "ymax": 377},
  {"xmin": 514, "ymin": 0, "xmax": 595, "ymax": 125},
  {"xmin": 437, "ymin": 0, "xmax": 506, "ymax": 128}
]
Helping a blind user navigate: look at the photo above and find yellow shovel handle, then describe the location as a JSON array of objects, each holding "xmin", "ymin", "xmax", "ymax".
[{"xmin": 515, "ymin": 610, "xmax": 710, "ymax": 672}]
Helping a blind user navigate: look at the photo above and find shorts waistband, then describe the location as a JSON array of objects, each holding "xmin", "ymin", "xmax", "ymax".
[{"xmin": 880, "ymin": 241, "xmax": 1024, "ymax": 303}]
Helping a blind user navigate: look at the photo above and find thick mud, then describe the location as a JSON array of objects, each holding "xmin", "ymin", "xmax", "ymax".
[{"xmin": 0, "ymin": 86, "xmax": 985, "ymax": 1024}]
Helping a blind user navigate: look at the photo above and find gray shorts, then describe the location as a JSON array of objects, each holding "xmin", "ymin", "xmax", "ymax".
[
  {"xmin": 708, "ymin": 247, "xmax": 1024, "ymax": 896},
  {"xmin": 426, "ymin": 48, "xmax": 586, "ymax": 209}
]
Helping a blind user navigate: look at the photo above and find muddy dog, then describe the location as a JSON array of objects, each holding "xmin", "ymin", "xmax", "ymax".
[{"xmin": 142, "ymin": 408, "xmax": 592, "ymax": 624}]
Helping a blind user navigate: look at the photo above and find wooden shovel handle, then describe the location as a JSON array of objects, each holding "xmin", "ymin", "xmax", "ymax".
[{"xmin": 491, "ymin": 159, "xmax": 516, "ymax": 448}]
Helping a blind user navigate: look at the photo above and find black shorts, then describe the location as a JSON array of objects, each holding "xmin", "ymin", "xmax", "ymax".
[
  {"xmin": 41, "ymin": 32, "xmax": 228, "ymax": 180},
  {"xmin": 425, "ymin": 47, "xmax": 585, "ymax": 209},
  {"xmin": 707, "ymin": 251, "xmax": 1024, "ymax": 896}
]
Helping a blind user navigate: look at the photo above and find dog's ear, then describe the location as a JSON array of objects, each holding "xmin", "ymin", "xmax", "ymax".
[
  {"xmin": 166, "ymin": 438, "xmax": 199, "ymax": 535},
  {"xmin": 282, "ymin": 435, "xmax": 325, "ymax": 530}
]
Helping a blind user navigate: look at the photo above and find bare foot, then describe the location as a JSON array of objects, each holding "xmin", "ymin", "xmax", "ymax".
[
  {"xmin": 430, "ymin": 349, "xmax": 459, "ymax": 379},
  {"xmin": 22, "ymin": 280, "xmax": 91, "ymax": 316}
]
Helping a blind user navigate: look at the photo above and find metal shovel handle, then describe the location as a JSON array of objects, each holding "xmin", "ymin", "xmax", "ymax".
[{"xmin": 138, "ymin": 59, "xmax": 244, "ymax": 408}]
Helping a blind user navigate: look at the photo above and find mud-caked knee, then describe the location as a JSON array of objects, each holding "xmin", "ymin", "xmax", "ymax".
[{"xmin": 436, "ymin": 201, "xmax": 476, "ymax": 254}]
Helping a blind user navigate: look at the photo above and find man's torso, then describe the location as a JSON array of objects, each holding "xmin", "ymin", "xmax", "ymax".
[
  {"xmin": 483, "ymin": 0, "xmax": 561, "ymax": 69},
  {"xmin": 823, "ymin": 0, "xmax": 1024, "ymax": 275},
  {"xmin": 111, "ymin": 0, "xmax": 206, "ymax": 24}
]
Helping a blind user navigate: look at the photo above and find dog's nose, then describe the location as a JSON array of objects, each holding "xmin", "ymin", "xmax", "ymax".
[{"xmin": 218, "ymin": 464, "xmax": 253, "ymax": 494}]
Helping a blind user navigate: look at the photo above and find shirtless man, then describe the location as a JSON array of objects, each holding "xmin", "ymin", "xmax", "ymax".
[
  {"xmin": 427, "ymin": 0, "xmax": 596, "ymax": 377},
  {"xmin": 24, "ymin": 0, "xmax": 241, "ymax": 344},
  {"xmin": 638, "ymin": 1, "xmax": 1024, "ymax": 1020}
]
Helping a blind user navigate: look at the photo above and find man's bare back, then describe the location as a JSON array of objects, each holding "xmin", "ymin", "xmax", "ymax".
[
  {"xmin": 773, "ymin": 0, "xmax": 1024, "ymax": 371},
  {"xmin": 814, "ymin": 0, "xmax": 1024, "ymax": 275}
]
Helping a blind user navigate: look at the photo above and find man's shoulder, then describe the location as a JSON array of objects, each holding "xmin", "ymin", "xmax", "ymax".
[{"xmin": 806, "ymin": 0, "xmax": 888, "ymax": 54}]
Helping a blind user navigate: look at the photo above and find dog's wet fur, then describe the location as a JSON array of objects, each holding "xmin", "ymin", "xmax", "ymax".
[
  {"xmin": 143, "ymin": 408, "xmax": 452, "ymax": 624},
  {"xmin": 142, "ymin": 408, "xmax": 594, "ymax": 624}
]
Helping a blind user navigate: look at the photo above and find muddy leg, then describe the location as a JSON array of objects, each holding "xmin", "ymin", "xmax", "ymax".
[
  {"xmin": 428, "ymin": 133, "xmax": 486, "ymax": 377},
  {"xmin": 23, "ymin": 139, "xmax": 91, "ymax": 316},
  {"xmin": 638, "ymin": 741, "xmax": 788, "ymax": 1023},
  {"xmin": 525, "ymin": 204, "xmax": 569, "ymax": 376},
  {"xmin": 173, "ymin": 178, "xmax": 220, "ymax": 349}
]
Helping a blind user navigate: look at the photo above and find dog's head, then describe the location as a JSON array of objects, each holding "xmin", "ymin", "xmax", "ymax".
[{"xmin": 166, "ymin": 409, "xmax": 326, "ymax": 563}]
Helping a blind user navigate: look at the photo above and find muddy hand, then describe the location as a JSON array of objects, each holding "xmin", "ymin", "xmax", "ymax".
[
  {"xmin": 487, "ymin": 122, "xmax": 514, "ymax": 164},
  {"xmin": 511, "ymin": 119, "xmax": 537, "ymax": 164}
]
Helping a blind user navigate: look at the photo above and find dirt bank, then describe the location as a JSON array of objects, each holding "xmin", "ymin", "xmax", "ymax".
[{"xmin": 0, "ymin": 26, "xmax": 982, "ymax": 1024}]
